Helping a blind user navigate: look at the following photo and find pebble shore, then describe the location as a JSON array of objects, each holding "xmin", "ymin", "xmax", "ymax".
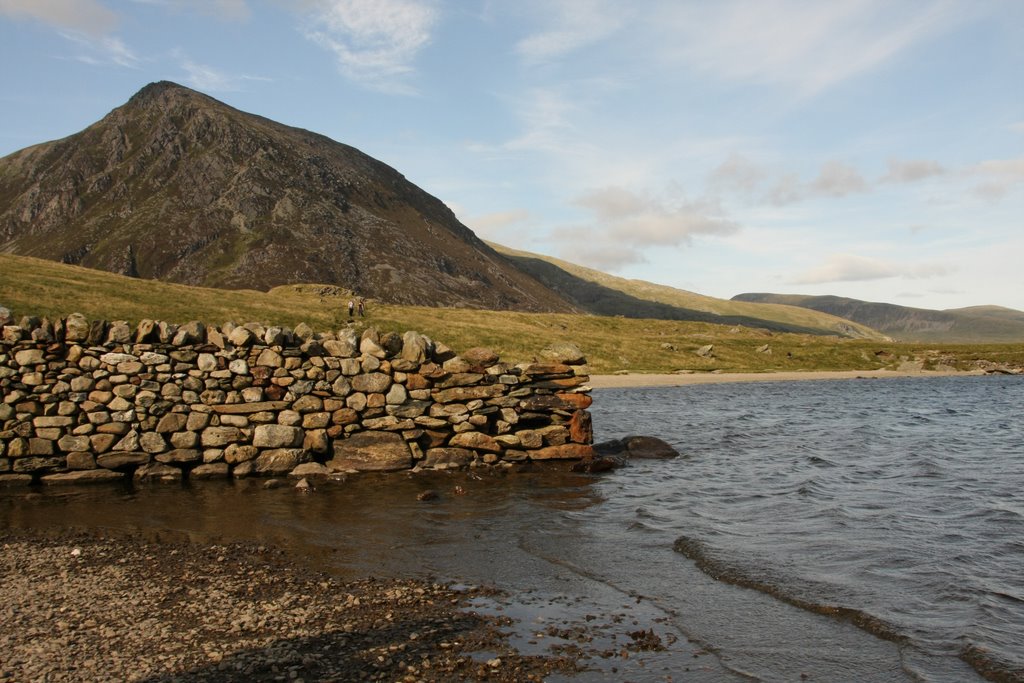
[{"xmin": 0, "ymin": 532, "xmax": 590, "ymax": 682}]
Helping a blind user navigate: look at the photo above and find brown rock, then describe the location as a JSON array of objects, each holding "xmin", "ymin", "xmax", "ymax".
[
  {"xmin": 520, "ymin": 394, "xmax": 574, "ymax": 412},
  {"xmin": 190, "ymin": 462, "xmax": 230, "ymax": 479},
  {"xmin": 569, "ymin": 410, "xmax": 593, "ymax": 444},
  {"xmin": 540, "ymin": 342, "xmax": 587, "ymax": 365},
  {"xmin": 134, "ymin": 462, "xmax": 183, "ymax": 482},
  {"xmin": 462, "ymin": 347, "xmax": 499, "ymax": 367},
  {"xmin": 327, "ymin": 431, "xmax": 412, "ymax": 472},
  {"xmin": 351, "ymin": 372, "xmax": 392, "ymax": 394},
  {"xmin": 522, "ymin": 363, "xmax": 573, "ymax": 376},
  {"xmin": 253, "ymin": 424, "xmax": 303, "ymax": 449},
  {"xmin": 423, "ymin": 448, "xmax": 474, "ymax": 468},
  {"xmin": 224, "ymin": 444, "xmax": 259, "ymax": 465},
  {"xmin": 155, "ymin": 449, "xmax": 201, "ymax": 464},
  {"xmin": 254, "ymin": 448, "xmax": 309, "ymax": 475},
  {"xmin": 201, "ymin": 426, "xmax": 244, "ymax": 447},
  {"xmin": 432, "ymin": 385, "xmax": 505, "ymax": 404},
  {"xmin": 530, "ymin": 443, "xmax": 595, "ymax": 460},
  {"xmin": 156, "ymin": 413, "xmax": 188, "ymax": 433},
  {"xmin": 331, "ymin": 408, "xmax": 360, "ymax": 426},
  {"xmin": 211, "ymin": 401, "xmax": 290, "ymax": 414},
  {"xmin": 449, "ymin": 432, "xmax": 502, "ymax": 453},
  {"xmin": 66, "ymin": 452, "xmax": 97, "ymax": 470},
  {"xmin": 41, "ymin": 469, "xmax": 125, "ymax": 485},
  {"xmin": 556, "ymin": 392, "xmax": 593, "ymax": 409},
  {"xmin": 97, "ymin": 452, "xmax": 151, "ymax": 469}
]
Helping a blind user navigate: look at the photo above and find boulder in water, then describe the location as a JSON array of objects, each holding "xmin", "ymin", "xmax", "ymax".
[{"xmin": 594, "ymin": 435, "xmax": 680, "ymax": 460}]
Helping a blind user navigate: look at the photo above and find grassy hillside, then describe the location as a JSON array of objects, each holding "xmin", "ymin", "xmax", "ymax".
[
  {"xmin": 489, "ymin": 242, "xmax": 885, "ymax": 339},
  {"xmin": 2, "ymin": 253, "xmax": 1022, "ymax": 374}
]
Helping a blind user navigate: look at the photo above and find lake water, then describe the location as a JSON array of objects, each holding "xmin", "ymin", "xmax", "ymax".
[{"xmin": 2, "ymin": 375, "xmax": 1021, "ymax": 681}]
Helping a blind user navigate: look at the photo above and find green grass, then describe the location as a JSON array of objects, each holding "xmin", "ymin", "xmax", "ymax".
[{"xmin": 3, "ymin": 253, "xmax": 1022, "ymax": 374}]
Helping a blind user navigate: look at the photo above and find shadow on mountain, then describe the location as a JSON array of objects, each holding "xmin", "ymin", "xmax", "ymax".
[{"xmin": 504, "ymin": 254, "xmax": 843, "ymax": 336}]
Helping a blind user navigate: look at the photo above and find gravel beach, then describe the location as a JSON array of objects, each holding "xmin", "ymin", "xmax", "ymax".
[{"xmin": 0, "ymin": 531, "xmax": 600, "ymax": 682}]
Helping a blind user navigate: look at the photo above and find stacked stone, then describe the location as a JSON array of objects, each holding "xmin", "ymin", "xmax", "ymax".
[{"xmin": 0, "ymin": 309, "xmax": 594, "ymax": 486}]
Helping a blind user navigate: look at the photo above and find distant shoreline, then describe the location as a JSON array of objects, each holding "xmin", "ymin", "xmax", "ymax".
[{"xmin": 587, "ymin": 368, "xmax": 988, "ymax": 389}]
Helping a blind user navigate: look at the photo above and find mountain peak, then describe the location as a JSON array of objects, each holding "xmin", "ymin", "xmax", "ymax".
[
  {"xmin": 0, "ymin": 84, "xmax": 574, "ymax": 311},
  {"xmin": 124, "ymin": 80, "xmax": 208, "ymax": 109}
]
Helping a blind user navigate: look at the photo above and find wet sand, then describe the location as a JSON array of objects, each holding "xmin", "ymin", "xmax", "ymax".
[{"xmin": 587, "ymin": 368, "xmax": 985, "ymax": 389}]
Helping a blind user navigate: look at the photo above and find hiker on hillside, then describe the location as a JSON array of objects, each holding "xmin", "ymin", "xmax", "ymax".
[
  {"xmin": 347, "ymin": 299, "xmax": 354, "ymax": 318},
  {"xmin": 358, "ymin": 298, "xmax": 365, "ymax": 317}
]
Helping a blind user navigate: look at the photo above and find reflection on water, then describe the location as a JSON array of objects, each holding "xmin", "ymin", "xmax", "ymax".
[
  {"xmin": 3, "ymin": 464, "xmax": 917, "ymax": 681},
  {"xmin": 1, "ymin": 469, "xmax": 603, "ymax": 579}
]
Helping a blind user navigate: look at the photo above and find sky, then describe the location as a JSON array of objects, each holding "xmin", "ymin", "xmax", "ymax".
[{"xmin": 1, "ymin": 0, "xmax": 1022, "ymax": 312}]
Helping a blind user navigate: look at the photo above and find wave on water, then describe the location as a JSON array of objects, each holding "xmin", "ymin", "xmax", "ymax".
[
  {"xmin": 671, "ymin": 535, "xmax": 909, "ymax": 645},
  {"xmin": 673, "ymin": 534, "xmax": 1024, "ymax": 682}
]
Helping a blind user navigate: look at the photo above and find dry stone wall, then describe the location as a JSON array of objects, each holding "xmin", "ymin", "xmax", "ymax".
[{"xmin": 0, "ymin": 309, "xmax": 594, "ymax": 486}]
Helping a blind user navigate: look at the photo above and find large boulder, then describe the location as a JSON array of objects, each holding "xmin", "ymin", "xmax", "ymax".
[
  {"xmin": 327, "ymin": 431, "xmax": 412, "ymax": 472},
  {"xmin": 540, "ymin": 342, "xmax": 586, "ymax": 365},
  {"xmin": 253, "ymin": 424, "xmax": 303, "ymax": 449},
  {"xmin": 401, "ymin": 331, "xmax": 432, "ymax": 363},
  {"xmin": 64, "ymin": 313, "xmax": 90, "ymax": 342},
  {"xmin": 593, "ymin": 435, "xmax": 680, "ymax": 460}
]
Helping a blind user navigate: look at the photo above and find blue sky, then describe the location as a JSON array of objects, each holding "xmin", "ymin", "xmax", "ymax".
[{"xmin": 2, "ymin": 0, "xmax": 1022, "ymax": 311}]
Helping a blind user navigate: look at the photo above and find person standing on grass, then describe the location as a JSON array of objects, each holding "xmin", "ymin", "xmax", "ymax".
[
  {"xmin": 348, "ymin": 299, "xmax": 354, "ymax": 319},
  {"xmin": 358, "ymin": 298, "xmax": 365, "ymax": 317}
]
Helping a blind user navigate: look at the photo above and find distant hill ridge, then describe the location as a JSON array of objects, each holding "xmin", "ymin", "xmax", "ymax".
[
  {"xmin": 0, "ymin": 81, "xmax": 571, "ymax": 311},
  {"xmin": 489, "ymin": 243, "xmax": 886, "ymax": 339},
  {"xmin": 732, "ymin": 293, "xmax": 1024, "ymax": 343}
]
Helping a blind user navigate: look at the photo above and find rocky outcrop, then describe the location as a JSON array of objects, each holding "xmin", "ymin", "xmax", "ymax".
[{"xmin": 0, "ymin": 313, "xmax": 593, "ymax": 485}]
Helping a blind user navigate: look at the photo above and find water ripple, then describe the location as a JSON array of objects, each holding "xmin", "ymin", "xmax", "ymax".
[{"xmin": 592, "ymin": 375, "xmax": 1024, "ymax": 682}]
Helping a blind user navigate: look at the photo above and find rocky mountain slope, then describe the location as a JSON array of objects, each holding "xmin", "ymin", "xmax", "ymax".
[
  {"xmin": 732, "ymin": 293, "xmax": 1024, "ymax": 343},
  {"xmin": 0, "ymin": 81, "xmax": 572, "ymax": 311},
  {"xmin": 491, "ymin": 243, "xmax": 886, "ymax": 339}
]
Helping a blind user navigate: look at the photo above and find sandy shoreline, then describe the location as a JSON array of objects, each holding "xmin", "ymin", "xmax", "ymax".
[{"xmin": 587, "ymin": 368, "xmax": 988, "ymax": 389}]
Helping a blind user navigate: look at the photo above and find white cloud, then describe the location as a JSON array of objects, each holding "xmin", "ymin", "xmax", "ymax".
[
  {"xmin": 761, "ymin": 160, "xmax": 869, "ymax": 205},
  {"xmin": 792, "ymin": 253, "xmax": 954, "ymax": 285},
  {"xmin": 302, "ymin": 0, "xmax": 437, "ymax": 94},
  {"xmin": 503, "ymin": 88, "xmax": 581, "ymax": 154},
  {"xmin": 58, "ymin": 30, "xmax": 139, "ymax": 68},
  {"xmin": 174, "ymin": 51, "xmax": 272, "ymax": 91},
  {"xmin": 707, "ymin": 153, "xmax": 768, "ymax": 197},
  {"xmin": 650, "ymin": 0, "xmax": 964, "ymax": 96},
  {"xmin": 178, "ymin": 58, "xmax": 234, "ymax": 91},
  {"xmin": 881, "ymin": 158, "xmax": 946, "ymax": 183},
  {"xmin": 0, "ymin": 0, "xmax": 118, "ymax": 35},
  {"xmin": 550, "ymin": 186, "xmax": 740, "ymax": 270},
  {"xmin": 515, "ymin": 0, "xmax": 626, "ymax": 63},
  {"xmin": 810, "ymin": 160, "xmax": 868, "ymax": 197},
  {"xmin": 970, "ymin": 158, "xmax": 1024, "ymax": 200}
]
